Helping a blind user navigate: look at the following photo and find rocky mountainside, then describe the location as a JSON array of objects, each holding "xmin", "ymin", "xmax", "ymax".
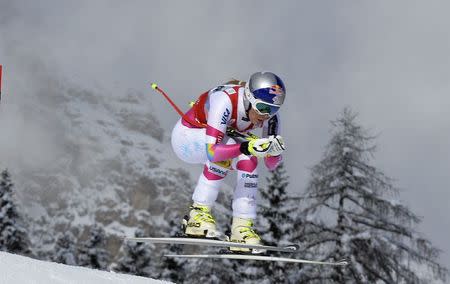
[{"xmin": 11, "ymin": 78, "xmax": 197, "ymax": 258}]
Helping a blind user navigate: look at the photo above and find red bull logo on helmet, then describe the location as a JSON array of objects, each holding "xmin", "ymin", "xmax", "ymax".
[
  {"xmin": 252, "ymin": 84, "xmax": 285, "ymax": 105},
  {"xmin": 269, "ymin": 85, "xmax": 284, "ymax": 96}
]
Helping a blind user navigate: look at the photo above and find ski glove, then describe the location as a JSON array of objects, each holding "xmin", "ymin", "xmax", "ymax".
[
  {"xmin": 240, "ymin": 135, "xmax": 285, "ymax": 158},
  {"xmin": 240, "ymin": 137, "xmax": 272, "ymax": 158},
  {"xmin": 266, "ymin": 135, "xmax": 286, "ymax": 156}
]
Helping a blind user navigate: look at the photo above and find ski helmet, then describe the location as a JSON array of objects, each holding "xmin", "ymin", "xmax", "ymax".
[{"xmin": 244, "ymin": 72, "xmax": 286, "ymax": 116}]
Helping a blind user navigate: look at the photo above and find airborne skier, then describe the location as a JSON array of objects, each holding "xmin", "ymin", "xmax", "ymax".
[{"xmin": 170, "ymin": 72, "xmax": 286, "ymax": 250}]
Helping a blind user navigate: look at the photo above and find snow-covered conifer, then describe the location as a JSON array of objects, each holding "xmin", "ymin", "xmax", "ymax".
[
  {"xmin": 157, "ymin": 220, "xmax": 186, "ymax": 283},
  {"xmin": 113, "ymin": 228, "xmax": 157, "ymax": 278},
  {"xmin": 53, "ymin": 230, "xmax": 78, "ymax": 265},
  {"xmin": 0, "ymin": 169, "xmax": 31, "ymax": 255},
  {"xmin": 256, "ymin": 162, "xmax": 298, "ymax": 282},
  {"xmin": 294, "ymin": 108, "xmax": 447, "ymax": 283},
  {"xmin": 259, "ymin": 162, "xmax": 294, "ymax": 245},
  {"xmin": 78, "ymin": 225, "xmax": 110, "ymax": 270}
]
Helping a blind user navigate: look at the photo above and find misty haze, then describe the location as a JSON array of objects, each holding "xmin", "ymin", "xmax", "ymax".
[{"xmin": 0, "ymin": 1, "xmax": 449, "ymax": 283}]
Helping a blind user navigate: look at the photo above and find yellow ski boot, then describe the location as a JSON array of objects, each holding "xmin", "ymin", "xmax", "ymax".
[
  {"xmin": 183, "ymin": 203, "xmax": 220, "ymax": 239},
  {"xmin": 229, "ymin": 217, "xmax": 263, "ymax": 253}
]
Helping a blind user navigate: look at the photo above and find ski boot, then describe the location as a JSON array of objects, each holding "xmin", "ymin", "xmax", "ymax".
[
  {"xmin": 229, "ymin": 217, "xmax": 264, "ymax": 254},
  {"xmin": 182, "ymin": 203, "xmax": 220, "ymax": 239}
]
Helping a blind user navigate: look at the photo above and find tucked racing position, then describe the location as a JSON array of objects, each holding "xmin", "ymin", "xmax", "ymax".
[{"xmin": 171, "ymin": 72, "xmax": 286, "ymax": 251}]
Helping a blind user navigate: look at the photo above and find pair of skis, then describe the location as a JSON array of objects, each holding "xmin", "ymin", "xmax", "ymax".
[
  {"xmin": 125, "ymin": 237, "xmax": 348, "ymax": 266},
  {"xmin": 142, "ymin": 84, "xmax": 348, "ymax": 267}
]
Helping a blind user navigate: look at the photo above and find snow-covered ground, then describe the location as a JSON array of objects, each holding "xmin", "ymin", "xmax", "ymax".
[{"xmin": 0, "ymin": 252, "xmax": 171, "ymax": 284}]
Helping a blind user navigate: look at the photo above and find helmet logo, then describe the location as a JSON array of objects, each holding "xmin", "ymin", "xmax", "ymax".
[{"xmin": 269, "ymin": 85, "xmax": 284, "ymax": 96}]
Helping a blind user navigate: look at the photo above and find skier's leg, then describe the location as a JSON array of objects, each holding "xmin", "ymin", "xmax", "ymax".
[
  {"xmin": 190, "ymin": 136, "xmax": 236, "ymax": 206},
  {"xmin": 172, "ymin": 119, "xmax": 230, "ymax": 237},
  {"xmin": 171, "ymin": 119, "xmax": 207, "ymax": 164},
  {"xmin": 186, "ymin": 159, "xmax": 231, "ymax": 237},
  {"xmin": 232, "ymin": 154, "xmax": 258, "ymax": 219},
  {"xmin": 192, "ymin": 159, "xmax": 230, "ymax": 205},
  {"xmin": 230, "ymin": 154, "xmax": 262, "ymax": 249}
]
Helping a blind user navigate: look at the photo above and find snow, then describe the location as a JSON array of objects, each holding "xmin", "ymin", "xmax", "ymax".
[
  {"xmin": 0, "ymin": 251, "xmax": 171, "ymax": 284},
  {"xmin": 387, "ymin": 198, "xmax": 401, "ymax": 207},
  {"xmin": 343, "ymin": 147, "xmax": 352, "ymax": 154}
]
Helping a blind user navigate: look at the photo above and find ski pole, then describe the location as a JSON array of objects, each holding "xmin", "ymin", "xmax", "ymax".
[
  {"xmin": 151, "ymin": 83, "xmax": 185, "ymax": 118},
  {"xmin": 149, "ymin": 82, "xmax": 258, "ymax": 141}
]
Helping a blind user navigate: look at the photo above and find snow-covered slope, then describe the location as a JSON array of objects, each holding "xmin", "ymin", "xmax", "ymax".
[{"xmin": 0, "ymin": 251, "xmax": 171, "ymax": 284}]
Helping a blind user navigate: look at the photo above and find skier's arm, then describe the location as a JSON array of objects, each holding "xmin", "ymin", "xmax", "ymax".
[
  {"xmin": 262, "ymin": 114, "xmax": 283, "ymax": 171},
  {"xmin": 205, "ymin": 127, "xmax": 243, "ymax": 162},
  {"xmin": 205, "ymin": 91, "xmax": 281, "ymax": 162},
  {"xmin": 206, "ymin": 127, "xmax": 277, "ymax": 162},
  {"xmin": 204, "ymin": 92, "xmax": 243, "ymax": 163},
  {"xmin": 265, "ymin": 155, "xmax": 283, "ymax": 171}
]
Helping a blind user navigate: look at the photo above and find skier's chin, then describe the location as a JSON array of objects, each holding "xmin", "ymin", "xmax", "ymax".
[
  {"xmin": 250, "ymin": 119, "xmax": 263, "ymax": 128},
  {"xmin": 248, "ymin": 108, "xmax": 269, "ymax": 127},
  {"xmin": 254, "ymin": 118, "xmax": 267, "ymax": 128}
]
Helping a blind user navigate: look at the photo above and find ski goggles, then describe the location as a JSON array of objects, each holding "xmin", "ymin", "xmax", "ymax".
[
  {"xmin": 245, "ymin": 84, "xmax": 281, "ymax": 117},
  {"xmin": 253, "ymin": 100, "xmax": 280, "ymax": 116},
  {"xmin": 246, "ymin": 93, "xmax": 280, "ymax": 116}
]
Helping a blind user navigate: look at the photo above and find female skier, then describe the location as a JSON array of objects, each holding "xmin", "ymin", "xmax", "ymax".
[{"xmin": 171, "ymin": 72, "xmax": 286, "ymax": 249}]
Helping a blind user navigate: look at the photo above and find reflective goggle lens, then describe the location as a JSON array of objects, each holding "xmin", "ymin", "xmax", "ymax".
[{"xmin": 255, "ymin": 102, "xmax": 280, "ymax": 116}]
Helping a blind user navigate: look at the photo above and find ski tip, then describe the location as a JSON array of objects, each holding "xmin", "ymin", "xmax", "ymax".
[
  {"xmin": 336, "ymin": 258, "xmax": 349, "ymax": 266},
  {"xmin": 151, "ymin": 82, "xmax": 158, "ymax": 90},
  {"xmin": 284, "ymin": 244, "xmax": 300, "ymax": 251}
]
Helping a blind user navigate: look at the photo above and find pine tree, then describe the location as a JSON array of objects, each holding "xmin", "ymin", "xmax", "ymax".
[
  {"xmin": 78, "ymin": 225, "xmax": 110, "ymax": 270},
  {"xmin": 294, "ymin": 108, "xmax": 448, "ymax": 283},
  {"xmin": 0, "ymin": 169, "xmax": 31, "ymax": 255},
  {"xmin": 259, "ymin": 162, "xmax": 294, "ymax": 245},
  {"xmin": 53, "ymin": 230, "xmax": 78, "ymax": 265},
  {"xmin": 183, "ymin": 257, "xmax": 237, "ymax": 284},
  {"xmin": 157, "ymin": 220, "xmax": 186, "ymax": 283},
  {"xmin": 256, "ymin": 162, "xmax": 298, "ymax": 282},
  {"xmin": 113, "ymin": 227, "xmax": 157, "ymax": 278}
]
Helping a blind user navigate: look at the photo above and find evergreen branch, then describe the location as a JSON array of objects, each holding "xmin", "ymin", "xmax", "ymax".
[
  {"xmin": 388, "ymin": 237, "xmax": 447, "ymax": 273},
  {"xmin": 344, "ymin": 195, "xmax": 418, "ymax": 230},
  {"xmin": 350, "ymin": 215, "xmax": 412, "ymax": 238},
  {"xmin": 346, "ymin": 193, "xmax": 419, "ymax": 224},
  {"xmin": 387, "ymin": 255, "xmax": 422, "ymax": 283},
  {"xmin": 293, "ymin": 220, "xmax": 342, "ymax": 237},
  {"xmin": 359, "ymin": 260, "xmax": 393, "ymax": 283},
  {"xmin": 300, "ymin": 275, "xmax": 336, "ymax": 284},
  {"xmin": 298, "ymin": 237, "xmax": 340, "ymax": 253},
  {"xmin": 347, "ymin": 264, "xmax": 366, "ymax": 284},
  {"xmin": 351, "ymin": 239, "xmax": 397, "ymax": 283},
  {"xmin": 316, "ymin": 198, "xmax": 413, "ymax": 238},
  {"xmin": 372, "ymin": 235, "xmax": 447, "ymax": 280},
  {"xmin": 296, "ymin": 191, "xmax": 337, "ymax": 201}
]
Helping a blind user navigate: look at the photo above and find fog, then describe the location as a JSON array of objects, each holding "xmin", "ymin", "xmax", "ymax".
[{"xmin": 1, "ymin": 0, "xmax": 449, "ymax": 264}]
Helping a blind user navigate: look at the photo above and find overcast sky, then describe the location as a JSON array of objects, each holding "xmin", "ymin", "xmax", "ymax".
[{"xmin": 1, "ymin": 1, "xmax": 449, "ymax": 265}]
